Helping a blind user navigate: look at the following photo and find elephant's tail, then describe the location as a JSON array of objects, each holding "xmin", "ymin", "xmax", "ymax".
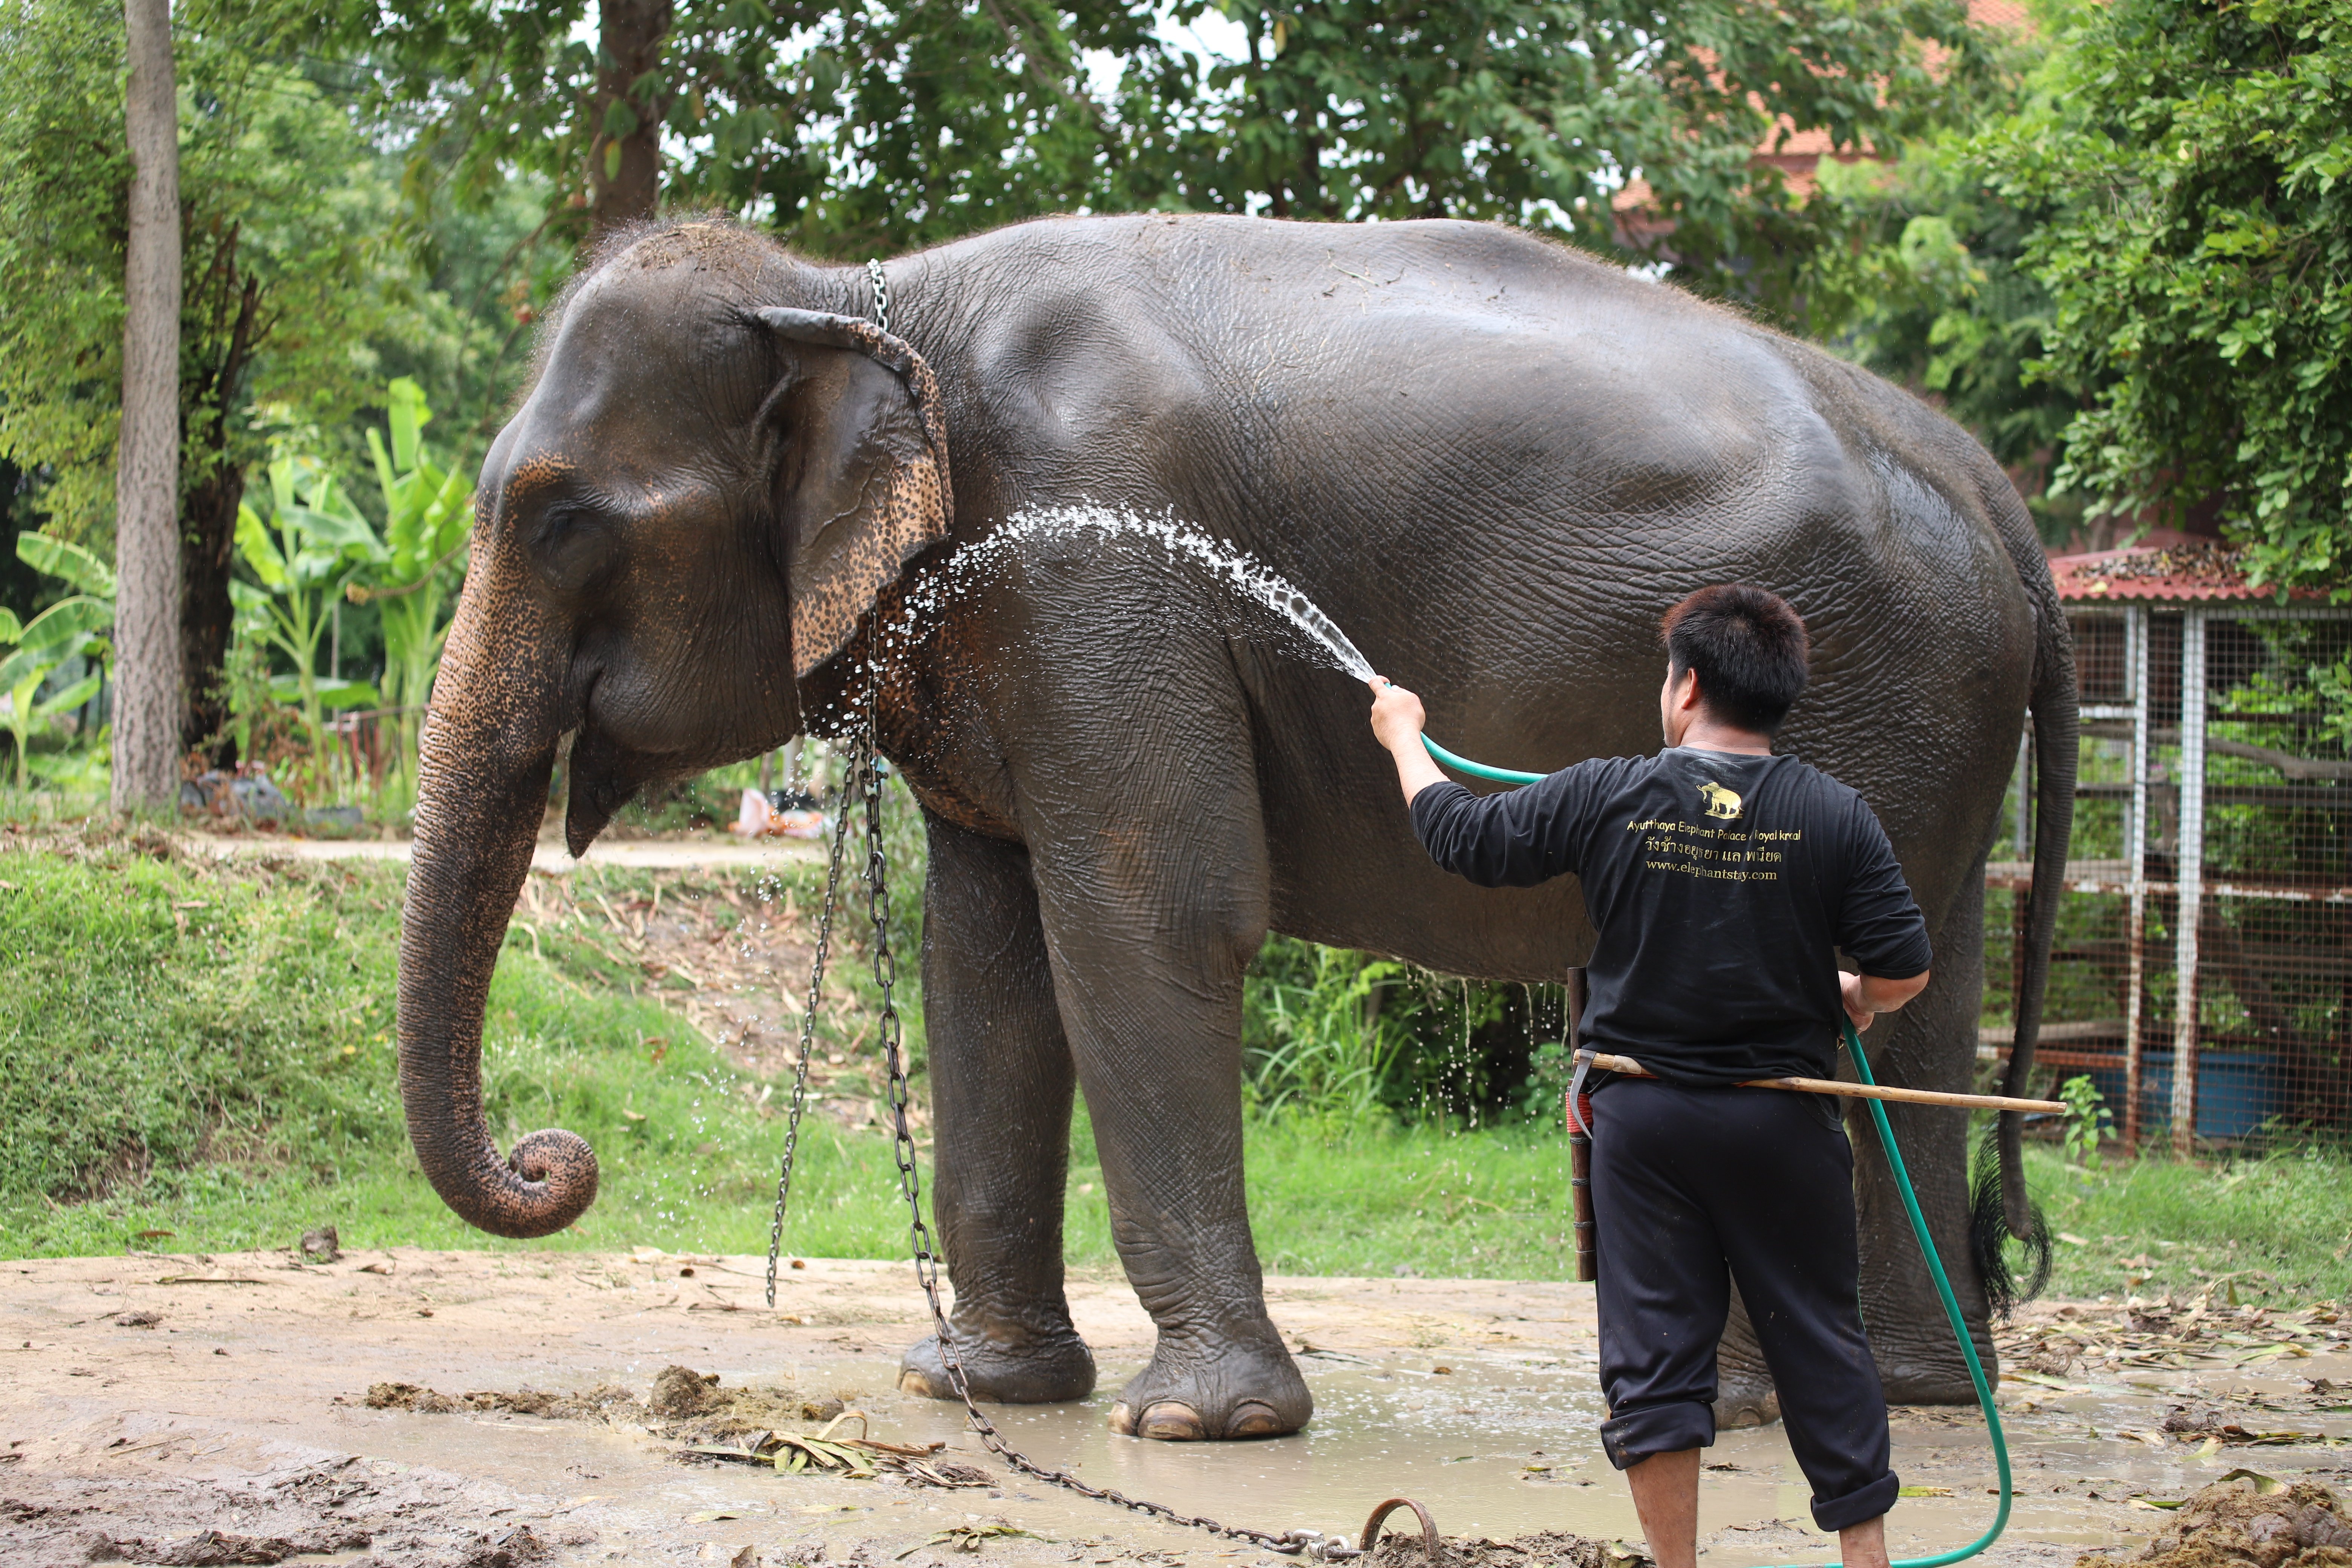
[
  {"xmin": 1970, "ymin": 1121, "xmax": 2052, "ymax": 1314},
  {"xmin": 1982, "ymin": 486, "xmax": 2079, "ymax": 1242}
]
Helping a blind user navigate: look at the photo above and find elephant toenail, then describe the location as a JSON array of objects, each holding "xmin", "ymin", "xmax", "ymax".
[
  {"xmin": 1108, "ymin": 1401, "xmax": 1137, "ymax": 1436},
  {"xmin": 1226, "ymin": 1401, "xmax": 1286, "ymax": 1437},
  {"xmin": 897, "ymin": 1368, "xmax": 945, "ymax": 1398},
  {"xmin": 1138, "ymin": 1401, "xmax": 1207, "ymax": 1441}
]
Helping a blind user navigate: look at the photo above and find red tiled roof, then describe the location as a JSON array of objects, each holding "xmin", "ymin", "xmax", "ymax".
[{"xmin": 2049, "ymin": 545, "xmax": 2334, "ymax": 604}]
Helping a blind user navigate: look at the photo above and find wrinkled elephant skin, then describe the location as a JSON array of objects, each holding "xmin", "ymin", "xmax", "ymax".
[{"xmin": 397, "ymin": 215, "xmax": 2075, "ymax": 1442}]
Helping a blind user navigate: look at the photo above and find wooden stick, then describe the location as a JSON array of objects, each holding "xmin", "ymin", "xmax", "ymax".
[{"xmin": 1582, "ymin": 1052, "xmax": 2066, "ymax": 1115}]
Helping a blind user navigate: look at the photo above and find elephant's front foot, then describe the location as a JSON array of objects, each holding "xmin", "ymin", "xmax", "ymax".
[
  {"xmin": 898, "ymin": 1325, "xmax": 1097, "ymax": 1405},
  {"xmin": 1107, "ymin": 1335, "xmax": 1311, "ymax": 1441}
]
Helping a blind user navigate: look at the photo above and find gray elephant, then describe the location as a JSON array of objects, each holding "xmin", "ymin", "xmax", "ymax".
[{"xmin": 395, "ymin": 213, "xmax": 2073, "ymax": 1442}]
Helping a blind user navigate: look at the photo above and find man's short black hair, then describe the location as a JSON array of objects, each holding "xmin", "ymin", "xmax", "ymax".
[{"xmin": 1661, "ymin": 584, "xmax": 1810, "ymax": 735}]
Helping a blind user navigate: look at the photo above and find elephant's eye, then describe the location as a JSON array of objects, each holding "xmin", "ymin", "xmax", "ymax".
[
  {"xmin": 529, "ymin": 498, "xmax": 625, "ymax": 596},
  {"xmin": 531, "ymin": 497, "xmax": 617, "ymax": 549}
]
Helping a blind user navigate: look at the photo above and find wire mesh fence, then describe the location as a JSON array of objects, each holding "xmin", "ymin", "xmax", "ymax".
[{"xmin": 1986, "ymin": 600, "xmax": 2352, "ymax": 1153}]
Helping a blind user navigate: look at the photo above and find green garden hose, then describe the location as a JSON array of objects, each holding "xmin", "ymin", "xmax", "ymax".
[
  {"xmin": 1421, "ymin": 738, "xmax": 2013, "ymax": 1566},
  {"xmin": 1420, "ymin": 735, "xmax": 1546, "ymax": 785},
  {"xmin": 1833, "ymin": 1017, "xmax": 2013, "ymax": 1568}
]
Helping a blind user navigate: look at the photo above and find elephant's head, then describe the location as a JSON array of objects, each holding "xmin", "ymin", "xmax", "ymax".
[{"xmin": 397, "ymin": 222, "xmax": 951, "ymax": 1238}]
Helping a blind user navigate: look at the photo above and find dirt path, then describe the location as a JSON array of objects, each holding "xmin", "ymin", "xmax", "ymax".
[
  {"xmin": 176, "ymin": 833, "xmax": 827, "ymax": 874},
  {"xmin": 7, "ymin": 1253, "xmax": 2349, "ymax": 1568}
]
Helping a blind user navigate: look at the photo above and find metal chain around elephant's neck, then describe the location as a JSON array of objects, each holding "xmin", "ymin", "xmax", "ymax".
[
  {"xmin": 759, "ymin": 633, "xmax": 1423, "ymax": 1561},
  {"xmin": 868, "ymin": 258, "xmax": 890, "ymax": 336}
]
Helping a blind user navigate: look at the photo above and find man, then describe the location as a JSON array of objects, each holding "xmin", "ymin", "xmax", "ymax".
[{"xmin": 1365, "ymin": 583, "xmax": 1932, "ymax": 1568}]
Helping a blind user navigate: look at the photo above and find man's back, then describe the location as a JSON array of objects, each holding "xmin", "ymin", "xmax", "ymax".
[{"xmin": 1412, "ymin": 747, "xmax": 1931, "ymax": 1084}]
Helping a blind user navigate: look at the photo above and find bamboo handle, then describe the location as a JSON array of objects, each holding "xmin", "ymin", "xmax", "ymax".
[
  {"xmin": 1568, "ymin": 1104, "xmax": 1596, "ymax": 1284},
  {"xmin": 1564, "ymin": 968, "xmax": 1596, "ymax": 1284},
  {"xmin": 1583, "ymin": 1052, "xmax": 2066, "ymax": 1115}
]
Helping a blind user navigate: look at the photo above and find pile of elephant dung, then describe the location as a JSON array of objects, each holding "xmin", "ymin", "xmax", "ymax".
[
  {"xmin": 363, "ymin": 1363, "xmax": 860, "ymax": 1446},
  {"xmin": 1365, "ymin": 1530, "xmax": 1647, "ymax": 1568},
  {"xmin": 2081, "ymin": 1473, "xmax": 2352, "ymax": 1568}
]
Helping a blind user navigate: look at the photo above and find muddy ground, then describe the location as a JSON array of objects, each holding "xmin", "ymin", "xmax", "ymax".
[{"xmin": 6, "ymin": 1253, "xmax": 2352, "ymax": 1568}]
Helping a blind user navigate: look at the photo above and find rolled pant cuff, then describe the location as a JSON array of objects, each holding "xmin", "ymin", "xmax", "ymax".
[
  {"xmin": 1811, "ymin": 1472, "xmax": 1901, "ymax": 1533},
  {"xmin": 1599, "ymin": 1400, "xmax": 1715, "ymax": 1470}
]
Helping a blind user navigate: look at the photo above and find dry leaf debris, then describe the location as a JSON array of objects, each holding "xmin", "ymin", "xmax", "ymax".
[
  {"xmin": 359, "ymin": 1365, "xmax": 994, "ymax": 1488},
  {"xmin": 1998, "ymin": 1299, "xmax": 2346, "ymax": 1378}
]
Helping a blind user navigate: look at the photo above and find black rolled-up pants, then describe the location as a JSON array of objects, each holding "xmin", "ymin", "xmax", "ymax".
[{"xmin": 1589, "ymin": 1076, "xmax": 1899, "ymax": 1533}]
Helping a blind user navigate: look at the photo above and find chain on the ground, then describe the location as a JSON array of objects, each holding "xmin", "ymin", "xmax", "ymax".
[{"xmin": 747, "ymin": 641, "xmax": 1370, "ymax": 1559}]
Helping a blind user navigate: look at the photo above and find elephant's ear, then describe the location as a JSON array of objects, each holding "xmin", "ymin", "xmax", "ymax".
[{"xmin": 755, "ymin": 306, "xmax": 954, "ymax": 677}]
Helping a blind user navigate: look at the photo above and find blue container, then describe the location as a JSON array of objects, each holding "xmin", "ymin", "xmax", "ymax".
[{"xmin": 2072, "ymin": 1051, "xmax": 2283, "ymax": 1140}]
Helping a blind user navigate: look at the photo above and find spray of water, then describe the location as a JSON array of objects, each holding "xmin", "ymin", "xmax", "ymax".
[{"xmin": 879, "ymin": 504, "xmax": 1378, "ymax": 683}]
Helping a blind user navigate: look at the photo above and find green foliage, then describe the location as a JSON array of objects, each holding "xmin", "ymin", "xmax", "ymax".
[
  {"xmin": 14, "ymin": 533, "xmax": 116, "ymax": 600},
  {"xmin": 2060, "ymin": 1074, "xmax": 2116, "ymax": 1169},
  {"xmin": 1190, "ymin": 0, "xmax": 1997, "ymax": 324},
  {"xmin": 1243, "ymin": 942, "xmax": 1409, "ymax": 1123},
  {"xmin": 232, "ymin": 455, "xmax": 383, "ymax": 756},
  {"xmin": 360, "ymin": 0, "xmax": 1997, "ymax": 316},
  {"xmin": 343, "ymin": 377, "xmax": 474, "ymax": 808},
  {"xmin": 0, "ymin": 534, "xmax": 116, "ymax": 790},
  {"xmin": 1242, "ymin": 934, "xmax": 1567, "ymax": 1129},
  {"xmin": 1818, "ymin": 128, "xmax": 2086, "ymax": 543},
  {"xmin": 1978, "ymin": 0, "xmax": 2352, "ymax": 593},
  {"xmin": 0, "ymin": 0, "xmax": 406, "ymax": 548},
  {"xmin": 364, "ymin": 0, "xmax": 1184, "ymax": 260},
  {"xmin": 0, "ymin": 847, "xmax": 924, "ymax": 1260}
]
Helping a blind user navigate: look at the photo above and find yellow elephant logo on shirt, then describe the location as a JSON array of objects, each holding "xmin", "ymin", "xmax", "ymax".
[{"xmin": 1698, "ymin": 781, "xmax": 1743, "ymax": 820}]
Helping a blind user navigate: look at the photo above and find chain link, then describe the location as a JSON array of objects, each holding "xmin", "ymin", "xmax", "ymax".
[
  {"xmin": 840, "ymin": 641, "xmax": 1353, "ymax": 1558},
  {"xmin": 763, "ymin": 256, "xmax": 1391, "ymax": 1555},
  {"xmin": 767, "ymin": 762, "xmax": 861, "ymax": 1307}
]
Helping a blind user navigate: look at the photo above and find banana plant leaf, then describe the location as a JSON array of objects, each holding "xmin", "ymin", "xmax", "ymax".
[
  {"xmin": 9, "ymin": 595, "xmax": 112, "ymax": 654},
  {"xmin": 15, "ymin": 533, "xmax": 115, "ymax": 598},
  {"xmin": 31, "ymin": 673, "xmax": 100, "ymax": 718},
  {"xmin": 270, "ymin": 674, "xmax": 379, "ymax": 710}
]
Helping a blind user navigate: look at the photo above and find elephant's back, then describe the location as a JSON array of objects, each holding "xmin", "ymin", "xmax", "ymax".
[{"xmin": 919, "ymin": 215, "xmax": 2043, "ymax": 966}]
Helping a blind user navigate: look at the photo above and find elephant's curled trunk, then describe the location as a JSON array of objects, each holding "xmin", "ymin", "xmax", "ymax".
[{"xmin": 395, "ymin": 636, "xmax": 597, "ymax": 1239}]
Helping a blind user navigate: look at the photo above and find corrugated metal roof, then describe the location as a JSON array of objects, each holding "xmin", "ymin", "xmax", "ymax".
[{"xmin": 2049, "ymin": 545, "xmax": 2335, "ymax": 604}]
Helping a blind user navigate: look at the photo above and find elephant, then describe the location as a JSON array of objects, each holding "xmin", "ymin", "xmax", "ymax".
[{"xmin": 396, "ymin": 212, "xmax": 2075, "ymax": 1444}]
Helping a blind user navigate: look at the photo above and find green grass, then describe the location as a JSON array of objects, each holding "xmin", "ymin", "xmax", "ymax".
[
  {"xmin": 2028, "ymin": 1142, "xmax": 2352, "ymax": 1304},
  {"xmin": 0, "ymin": 835, "xmax": 922, "ymax": 1260},
  {"xmin": 4, "ymin": 830, "xmax": 2350, "ymax": 1309}
]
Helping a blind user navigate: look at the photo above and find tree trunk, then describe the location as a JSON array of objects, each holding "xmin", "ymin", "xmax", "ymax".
[
  {"xmin": 113, "ymin": 0, "xmax": 182, "ymax": 812},
  {"xmin": 179, "ymin": 461, "xmax": 241, "ymax": 760},
  {"xmin": 588, "ymin": 0, "xmax": 673, "ymax": 239},
  {"xmin": 180, "ymin": 259, "xmax": 260, "ymax": 760}
]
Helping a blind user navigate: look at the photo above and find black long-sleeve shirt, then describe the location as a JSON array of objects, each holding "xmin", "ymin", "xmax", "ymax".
[{"xmin": 1412, "ymin": 746, "xmax": 1932, "ymax": 1085}]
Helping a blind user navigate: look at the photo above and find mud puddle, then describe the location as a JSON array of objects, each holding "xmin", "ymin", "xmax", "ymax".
[{"xmin": 5, "ymin": 1251, "xmax": 2350, "ymax": 1568}]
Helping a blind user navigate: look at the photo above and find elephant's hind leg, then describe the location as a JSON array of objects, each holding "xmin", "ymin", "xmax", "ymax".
[{"xmin": 898, "ymin": 815, "xmax": 1097, "ymax": 1405}]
